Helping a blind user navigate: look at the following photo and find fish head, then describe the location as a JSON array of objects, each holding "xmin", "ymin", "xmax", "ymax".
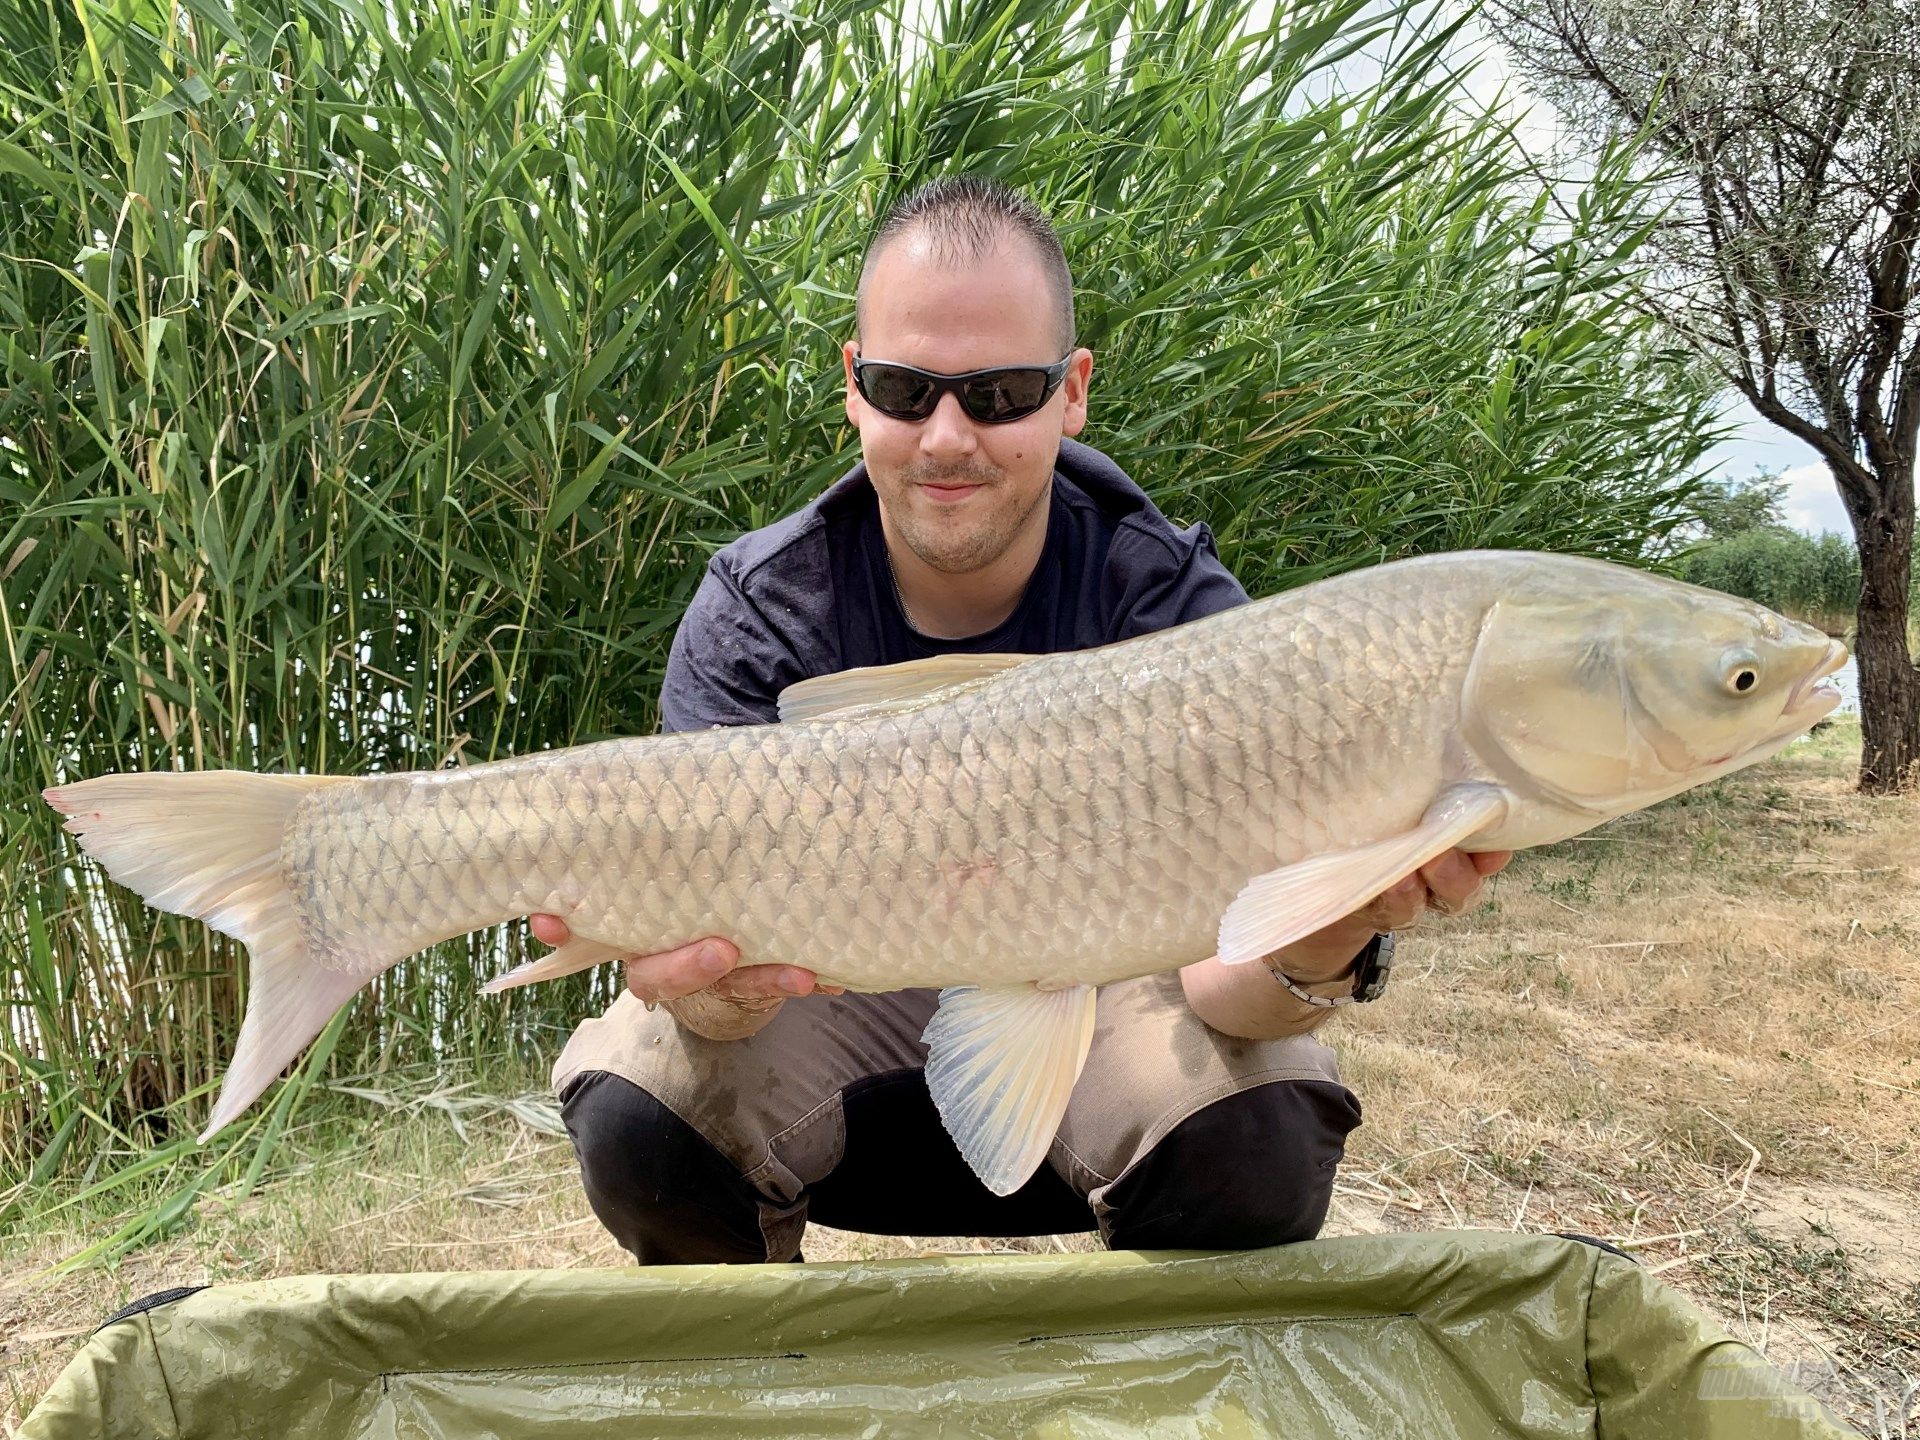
[{"xmin": 1463, "ymin": 565, "xmax": 1847, "ymax": 815}]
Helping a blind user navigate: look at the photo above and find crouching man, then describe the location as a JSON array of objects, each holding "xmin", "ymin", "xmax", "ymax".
[{"xmin": 529, "ymin": 175, "xmax": 1506, "ymax": 1263}]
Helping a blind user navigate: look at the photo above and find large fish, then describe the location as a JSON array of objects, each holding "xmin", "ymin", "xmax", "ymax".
[{"xmin": 45, "ymin": 552, "xmax": 1846, "ymax": 1193}]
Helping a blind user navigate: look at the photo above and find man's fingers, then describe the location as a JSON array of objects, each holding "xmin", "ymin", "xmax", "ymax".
[
  {"xmin": 1360, "ymin": 874, "xmax": 1428, "ymax": 930},
  {"xmin": 619, "ymin": 941, "xmax": 835, "ymax": 1009},
  {"xmin": 711, "ymin": 965, "xmax": 828, "ymax": 1002},
  {"xmin": 529, "ymin": 912, "xmax": 571, "ymax": 947},
  {"xmin": 625, "ymin": 938, "xmax": 741, "ymax": 1003},
  {"xmin": 1419, "ymin": 849, "xmax": 1493, "ymax": 916},
  {"xmin": 1470, "ymin": 849, "xmax": 1514, "ymax": 877}
]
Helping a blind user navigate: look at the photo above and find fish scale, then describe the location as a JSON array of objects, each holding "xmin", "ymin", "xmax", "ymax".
[{"xmin": 279, "ymin": 557, "xmax": 1477, "ymax": 992}]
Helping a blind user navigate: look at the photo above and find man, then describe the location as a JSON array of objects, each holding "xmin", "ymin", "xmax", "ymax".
[{"xmin": 532, "ymin": 176, "xmax": 1508, "ymax": 1264}]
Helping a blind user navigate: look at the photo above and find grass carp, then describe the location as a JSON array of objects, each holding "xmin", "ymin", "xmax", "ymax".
[{"xmin": 44, "ymin": 551, "xmax": 1847, "ymax": 1194}]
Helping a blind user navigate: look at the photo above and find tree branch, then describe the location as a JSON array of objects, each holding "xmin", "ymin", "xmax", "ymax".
[
  {"xmin": 1740, "ymin": 373, "xmax": 1881, "ymax": 514},
  {"xmin": 1856, "ymin": 166, "xmax": 1919, "ymax": 477}
]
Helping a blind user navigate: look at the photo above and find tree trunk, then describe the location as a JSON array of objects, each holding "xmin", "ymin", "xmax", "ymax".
[{"xmin": 1851, "ymin": 479, "xmax": 1920, "ymax": 793}]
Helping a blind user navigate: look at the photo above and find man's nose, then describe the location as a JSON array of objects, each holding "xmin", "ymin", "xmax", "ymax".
[{"xmin": 917, "ymin": 391, "xmax": 979, "ymax": 457}]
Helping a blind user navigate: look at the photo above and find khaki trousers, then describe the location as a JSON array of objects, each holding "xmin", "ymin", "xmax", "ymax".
[{"xmin": 554, "ymin": 972, "xmax": 1360, "ymax": 1263}]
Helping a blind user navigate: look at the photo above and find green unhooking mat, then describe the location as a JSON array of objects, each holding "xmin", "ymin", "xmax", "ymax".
[{"xmin": 21, "ymin": 1231, "xmax": 1861, "ymax": 1438}]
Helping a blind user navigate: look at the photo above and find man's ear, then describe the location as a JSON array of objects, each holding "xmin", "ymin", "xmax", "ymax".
[
  {"xmin": 842, "ymin": 340, "xmax": 861, "ymax": 429},
  {"xmin": 1061, "ymin": 346, "xmax": 1094, "ymax": 438}
]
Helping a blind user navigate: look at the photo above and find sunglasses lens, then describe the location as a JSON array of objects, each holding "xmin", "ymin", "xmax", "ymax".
[
  {"xmin": 861, "ymin": 364, "xmax": 938, "ymax": 418},
  {"xmin": 962, "ymin": 370, "xmax": 1050, "ymax": 421},
  {"xmin": 858, "ymin": 361, "xmax": 1061, "ymax": 422}
]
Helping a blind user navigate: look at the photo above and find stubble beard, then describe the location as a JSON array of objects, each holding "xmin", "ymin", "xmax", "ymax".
[{"xmin": 892, "ymin": 472, "xmax": 1051, "ymax": 575}]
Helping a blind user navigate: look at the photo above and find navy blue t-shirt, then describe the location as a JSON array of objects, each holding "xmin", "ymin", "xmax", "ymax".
[{"xmin": 659, "ymin": 438, "xmax": 1247, "ymax": 733}]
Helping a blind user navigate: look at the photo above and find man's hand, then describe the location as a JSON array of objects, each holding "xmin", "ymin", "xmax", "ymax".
[
  {"xmin": 1352, "ymin": 846, "xmax": 1513, "ymax": 937},
  {"xmin": 1181, "ymin": 847, "xmax": 1514, "ymax": 1040},
  {"xmin": 527, "ymin": 914, "xmax": 842, "ymax": 1039},
  {"xmin": 1271, "ymin": 847, "xmax": 1515, "ymax": 983}
]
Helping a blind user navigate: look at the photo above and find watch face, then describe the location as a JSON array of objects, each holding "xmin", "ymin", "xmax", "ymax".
[{"xmin": 1356, "ymin": 932, "xmax": 1395, "ymax": 1003}]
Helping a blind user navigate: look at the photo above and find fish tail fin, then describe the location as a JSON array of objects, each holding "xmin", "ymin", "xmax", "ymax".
[{"xmin": 44, "ymin": 771, "xmax": 365, "ymax": 1140}]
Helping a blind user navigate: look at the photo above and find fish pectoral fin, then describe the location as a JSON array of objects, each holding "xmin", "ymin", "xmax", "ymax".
[
  {"xmin": 777, "ymin": 653, "xmax": 1036, "ymax": 723},
  {"xmin": 1217, "ymin": 783, "xmax": 1512, "ymax": 965},
  {"xmin": 480, "ymin": 935, "xmax": 633, "ymax": 994},
  {"xmin": 922, "ymin": 982, "xmax": 1099, "ymax": 1197}
]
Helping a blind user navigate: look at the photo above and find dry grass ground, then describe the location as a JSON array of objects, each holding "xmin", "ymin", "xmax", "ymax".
[
  {"xmin": 5, "ymin": 718, "xmax": 1916, "ymax": 1436},
  {"xmin": 1330, "ymin": 717, "xmax": 1920, "ymax": 1436}
]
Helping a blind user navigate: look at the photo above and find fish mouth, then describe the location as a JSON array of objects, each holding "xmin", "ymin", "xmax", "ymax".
[{"xmin": 1783, "ymin": 639, "xmax": 1848, "ymax": 719}]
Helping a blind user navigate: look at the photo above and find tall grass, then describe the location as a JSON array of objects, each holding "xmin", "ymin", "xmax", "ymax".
[{"xmin": 1, "ymin": 0, "xmax": 1716, "ymax": 1250}]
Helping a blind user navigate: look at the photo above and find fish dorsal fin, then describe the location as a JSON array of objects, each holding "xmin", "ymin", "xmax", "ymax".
[
  {"xmin": 777, "ymin": 653, "xmax": 1036, "ymax": 723},
  {"xmin": 1216, "ymin": 783, "xmax": 1512, "ymax": 965},
  {"xmin": 922, "ymin": 982, "xmax": 1099, "ymax": 1196}
]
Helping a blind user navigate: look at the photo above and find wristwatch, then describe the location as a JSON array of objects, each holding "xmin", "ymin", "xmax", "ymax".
[{"xmin": 1267, "ymin": 931, "xmax": 1395, "ymax": 1009}]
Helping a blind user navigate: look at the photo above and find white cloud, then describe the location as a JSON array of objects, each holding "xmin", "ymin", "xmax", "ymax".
[
  {"xmin": 1777, "ymin": 462, "xmax": 1853, "ymax": 539},
  {"xmin": 1692, "ymin": 396, "xmax": 1855, "ymax": 537}
]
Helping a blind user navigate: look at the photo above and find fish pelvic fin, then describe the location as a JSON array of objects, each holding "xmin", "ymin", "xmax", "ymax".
[
  {"xmin": 44, "ymin": 770, "xmax": 366, "ymax": 1140},
  {"xmin": 481, "ymin": 935, "xmax": 633, "ymax": 994},
  {"xmin": 922, "ymin": 982, "xmax": 1098, "ymax": 1197},
  {"xmin": 1217, "ymin": 782, "xmax": 1512, "ymax": 965}
]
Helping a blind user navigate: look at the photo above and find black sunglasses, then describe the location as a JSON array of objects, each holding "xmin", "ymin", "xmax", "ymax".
[{"xmin": 852, "ymin": 354, "xmax": 1073, "ymax": 424}]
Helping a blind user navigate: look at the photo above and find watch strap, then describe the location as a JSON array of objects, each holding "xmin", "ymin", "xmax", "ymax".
[{"xmin": 1268, "ymin": 932, "xmax": 1393, "ymax": 1008}]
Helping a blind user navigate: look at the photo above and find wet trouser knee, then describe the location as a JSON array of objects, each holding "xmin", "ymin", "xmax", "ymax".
[
  {"xmin": 1092, "ymin": 1078, "xmax": 1362, "ymax": 1251},
  {"xmin": 561, "ymin": 1071, "xmax": 775, "ymax": 1265},
  {"xmin": 561, "ymin": 1067, "xmax": 1098, "ymax": 1264}
]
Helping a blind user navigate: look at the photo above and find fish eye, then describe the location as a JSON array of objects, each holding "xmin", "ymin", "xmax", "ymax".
[{"xmin": 1722, "ymin": 649, "xmax": 1762, "ymax": 696}]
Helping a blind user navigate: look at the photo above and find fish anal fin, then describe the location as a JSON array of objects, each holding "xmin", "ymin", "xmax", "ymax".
[
  {"xmin": 922, "ymin": 982, "xmax": 1098, "ymax": 1197},
  {"xmin": 1217, "ymin": 783, "xmax": 1511, "ymax": 965},
  {"xmin": 777, "ymin": 653, "xmax": 1036, "ymax": 723}
]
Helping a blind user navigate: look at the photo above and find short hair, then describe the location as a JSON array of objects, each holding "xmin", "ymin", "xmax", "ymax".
[{"xmin": 855, "ymin": 175, "xmax": 1076, "ymax": 356}]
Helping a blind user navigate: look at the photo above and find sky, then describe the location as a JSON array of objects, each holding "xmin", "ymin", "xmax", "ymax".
[{"xmin": 1695, "ymin": 399, "xmax": 1852, "ymax": 537}]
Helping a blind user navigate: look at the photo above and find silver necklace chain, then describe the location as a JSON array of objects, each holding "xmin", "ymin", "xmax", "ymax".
[
  {"xmin": 885, "ymin": 543, "xmax": 1043, "ymax": 638},
  {"xmin": 883, "ymin": 546, "xmax": 928, "ymax": 633}
]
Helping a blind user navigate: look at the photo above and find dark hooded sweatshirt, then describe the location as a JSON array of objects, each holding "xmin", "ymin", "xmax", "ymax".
[{"xmin": 659, "ymin": 438, "xmax": 1248, "ymax": 731}]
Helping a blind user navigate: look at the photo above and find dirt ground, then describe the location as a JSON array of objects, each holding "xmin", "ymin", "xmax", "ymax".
[{"xmin": 5, "ymin": 719, "xmax": 1916, "ymax": 1436}]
